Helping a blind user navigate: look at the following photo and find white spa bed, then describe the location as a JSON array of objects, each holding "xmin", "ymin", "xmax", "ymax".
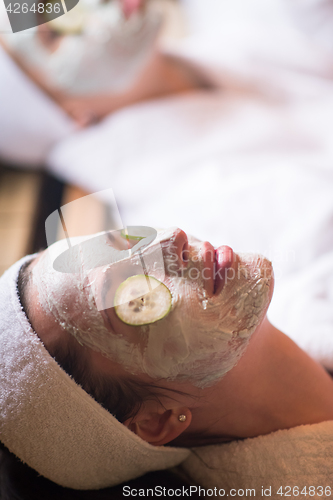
[{"xmin": 1, "ymin": 0, "xmax": 333, "ymax": 367}]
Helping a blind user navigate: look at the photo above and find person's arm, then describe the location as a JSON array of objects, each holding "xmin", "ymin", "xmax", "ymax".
[
  {"xmin": 1, "ymin": 26, "xmax": 202, "ymax": 127},
  {"xmin": 0, "ymin": 36, "xmax": 62, "ymax": 104},
  {"xmin": 56, "ymin": 52, "xmax": 203, "ymax": 126}
]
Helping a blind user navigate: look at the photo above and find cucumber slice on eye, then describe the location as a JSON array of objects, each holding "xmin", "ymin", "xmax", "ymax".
[
  {"xmin": 114, "ymin": 275, "xmax": 172, "ymax": 326},
  {"xmin": 121, "ymin": 226, "xmax": 154, "ymax": 241}
]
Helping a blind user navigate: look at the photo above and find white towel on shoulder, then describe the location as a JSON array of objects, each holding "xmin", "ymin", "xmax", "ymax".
[{"xmin": 177, "ymin": 421, "xmax": 333, "ymax": 498}]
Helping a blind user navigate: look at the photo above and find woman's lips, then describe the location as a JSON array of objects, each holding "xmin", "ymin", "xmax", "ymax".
[
  {"xmin": 201, "ymin": 242, "xmax": 234, "ymax": 296},
  {"xmin": 214, "ymin": 245, "xmax": 234, "ymax": 295},
  {"xmin": 201, "ymin": 241, "xmax": 215, "ymax": 296}
]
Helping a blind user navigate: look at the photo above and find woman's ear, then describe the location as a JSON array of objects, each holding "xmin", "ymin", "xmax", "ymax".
[{"xmin": 123, "ymin": 407, "xmax": 192, "ymax": 446}]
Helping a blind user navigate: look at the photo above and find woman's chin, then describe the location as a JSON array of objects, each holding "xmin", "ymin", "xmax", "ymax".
[{"xmin": 218, "ymin": 252, "xmax": 274, "ymax": 337}]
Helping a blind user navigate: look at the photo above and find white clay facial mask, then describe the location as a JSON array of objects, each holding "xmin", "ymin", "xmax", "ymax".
[{"xmin": 33, "ymin": 228, "xmax": 273, "ymax": 388}]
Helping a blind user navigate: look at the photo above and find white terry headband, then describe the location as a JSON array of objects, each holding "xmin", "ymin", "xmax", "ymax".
[{"xmin": 0, "ymin": 255, "xmax": 190, "ymax": 490}]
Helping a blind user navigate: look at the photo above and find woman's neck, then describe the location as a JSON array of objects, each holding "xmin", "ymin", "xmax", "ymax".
[{"xmin": 178, "ymin": 318, "xmax": 333, "ymax": 446}]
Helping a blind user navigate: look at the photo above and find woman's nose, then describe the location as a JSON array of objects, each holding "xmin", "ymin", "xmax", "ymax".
[{"xmin": 164, "ymin": 229, "xmax": 189, "ymax": 271}]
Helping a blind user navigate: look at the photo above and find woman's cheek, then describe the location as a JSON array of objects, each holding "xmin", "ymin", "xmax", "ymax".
[{"xmin": 165, "ymin": 263, "xmax": 180, "ymax": 278}]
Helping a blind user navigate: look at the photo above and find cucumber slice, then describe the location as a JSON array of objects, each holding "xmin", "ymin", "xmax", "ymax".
[
  {"xmin": 114, "ymin": 275, "xmax": 172, "ymax": 326},
  {"xmin": 121, "ymin": 226, "xmax": 155, "ymax": 241}
]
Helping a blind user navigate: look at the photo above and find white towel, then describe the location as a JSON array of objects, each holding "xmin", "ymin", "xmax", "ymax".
[
  {"xmin": 0, "ymin": 255, "xmax": 189, "ymax": 489},
  {"xmin": 177, "ymin": 420, "xmax": 333, "ymax": 498}
]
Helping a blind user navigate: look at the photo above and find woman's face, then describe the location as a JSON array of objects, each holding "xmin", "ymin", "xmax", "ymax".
[{"xmin": 31, "ymin": 227, "xmax": 274, "ymax": 388}]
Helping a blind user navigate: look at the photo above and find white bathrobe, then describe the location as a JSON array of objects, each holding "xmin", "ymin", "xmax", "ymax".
[{"xmin": 176, "ymin": 420, "xmax": 333, "ymax": 498}]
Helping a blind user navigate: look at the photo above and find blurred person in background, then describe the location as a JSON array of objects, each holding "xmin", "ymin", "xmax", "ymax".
[
  {"xmin": 1, "ymin": 0, "xmax": 333, "ymax": 168},
  {"xmin": 0, "ymin": 0, "xmax": 205, "ymax": 166}
]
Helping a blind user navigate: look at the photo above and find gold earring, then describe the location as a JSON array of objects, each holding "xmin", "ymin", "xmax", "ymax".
[{"xmin": 178, "ymin": 414, "xmax": 187, "ymax": 422}]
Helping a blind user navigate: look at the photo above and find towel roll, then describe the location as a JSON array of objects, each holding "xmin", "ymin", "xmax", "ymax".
[{"xmin": 0, "ymin": 255, "xmax": 190, "ymax": 490}]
